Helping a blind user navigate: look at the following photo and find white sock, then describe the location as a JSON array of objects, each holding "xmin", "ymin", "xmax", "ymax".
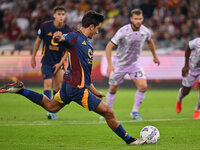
[
  {"xmin": 132, "ymin": 90, "xmax": 145, "ymax": 112},
  {"xmin": 106, "ymin": 91, "xmax": 116, "ymax": 108}
]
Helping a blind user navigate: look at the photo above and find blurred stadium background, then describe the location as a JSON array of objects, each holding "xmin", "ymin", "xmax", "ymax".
[
  {"xmin": 0, "ymin": 0, "xmax": 200, "ymax": 88},
  {"xmin": 1, "ymin": 1, "xmax": 200, "ymax": 149}
]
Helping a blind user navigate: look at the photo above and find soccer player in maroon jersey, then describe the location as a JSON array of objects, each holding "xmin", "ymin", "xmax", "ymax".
[{"xmin": 1, "ymin": 11, "xmax": 146, "ymax": 145}]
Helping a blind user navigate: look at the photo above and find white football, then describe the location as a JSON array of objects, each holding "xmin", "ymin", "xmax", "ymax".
[{"xmin": 140, "ymin": 125, "xmax": 160, "ymax": 144}]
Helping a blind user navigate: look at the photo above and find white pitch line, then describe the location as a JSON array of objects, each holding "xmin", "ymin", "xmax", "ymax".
[{"xmin": 0, "ymin": 118, "xmax": 195, "ymax": 126}]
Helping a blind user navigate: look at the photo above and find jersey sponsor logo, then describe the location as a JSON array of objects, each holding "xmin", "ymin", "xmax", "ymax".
[
  {"xmin": 51, "ymin": 39, "xmax": 58, "ymax": 46},
  {"xmin": 88, "ymin": 49, "xmax": 93, "ymax": 58},
  {"xmin": 50, "ymin": 38, "xmax": 59, "ymax": 50},
  {"xmin": 88, "ymin": 49, "xmax": 93, "ymax": 64},
  {"xmin": 49, "ymin": 45, "xmax": 59, "ymax": 51},
  {"xmin": 47, "ymin": 32, "xmax": 53, "ymax": 36},
  {"xmin": 88, "ymin": 59, "xmax": 93, "ymax": 64},
  {"xmin": 82, "ymin": 41, "xmax": 86, "ymax": 45}
]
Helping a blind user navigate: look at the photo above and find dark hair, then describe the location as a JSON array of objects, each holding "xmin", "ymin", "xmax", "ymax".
[
  {"xmin": 131, "ymin": 8, "xmax": 143, "ymax": 16},
  {"xmin": 53, "ymin": 7, "xmax": 66, "ymax": 13},
  {"xmin": 82, "ymin": 10, "xmax": 104, "ymax": 28}
]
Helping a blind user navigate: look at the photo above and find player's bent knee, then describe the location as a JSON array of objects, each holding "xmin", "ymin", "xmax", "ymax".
[
  {"xmin": 41, "ymin": 97, "xmax": 62, "ymax": 113},
  {"xmin": 138, "ymin": 85, "xmax": 147, "ymax": 91},
  {"xmin": 45, "ymin": 104, "xmax": 60, "ymax": 113},
  {"xmin": 109, "ymin": 85, "xmax": 118, "ymax": 93}
]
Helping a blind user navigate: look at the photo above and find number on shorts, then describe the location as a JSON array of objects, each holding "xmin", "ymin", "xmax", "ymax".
[{"xmin": 135, "ymin": 71, "xmax": 143, "ymax": 78}]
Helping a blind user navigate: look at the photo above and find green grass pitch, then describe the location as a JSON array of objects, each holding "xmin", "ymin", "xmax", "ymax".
[{"xmin": 0, "ymin": 88, "xmax": 200, "ymax": 150}]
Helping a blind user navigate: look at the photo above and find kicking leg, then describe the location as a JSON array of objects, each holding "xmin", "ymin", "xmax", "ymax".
[
  {"xmin": 94, "ymin": 101, "xmax": 146, "ymax": 145},
  {"xmin": 0, "ymin": 81, "xmax": 65, "ymax": 113},
  {"xmin": 41, "ymin": 96, "xmax": 65, "ymax": 113}
]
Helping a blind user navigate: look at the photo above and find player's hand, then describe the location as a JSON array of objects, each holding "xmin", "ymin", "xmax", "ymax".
[
  {"xmin": 95, "ymin": 91, "xmax": 106, "ymax": 99},
  {"xmin": 53, "ymin": 63, "xmax": 61, "ymax": 74},
  {"xmin": 53, "ymin": 31, "xmax": 65, "ymax": 42},
  {"xmin": 153, "ymin": 57, "xmax": 160, "ymax": 66},
  {"xmin": 107, "ymin": 64, "xmax": 115, "ymax": 77},
  {"xmin": 182, "ymin": 66, "xmax": 189, "ymax": 77},
  {"xmin": 31, "ymin": 57, "xmax": 36, "ymax": 68}
]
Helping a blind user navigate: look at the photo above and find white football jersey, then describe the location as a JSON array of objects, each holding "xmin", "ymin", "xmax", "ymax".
[
  {"xmin": 111, "ymin": 24, "xmax": 151, "ymax": 67},
  {"xmin": 188, "ymin": 37, "xmax": 200, "ymax": 71}
]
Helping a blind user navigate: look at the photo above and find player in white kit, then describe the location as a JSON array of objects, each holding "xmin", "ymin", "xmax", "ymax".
[
  {"xmin": 100, "ymin": 9, "xmax": 160, "ymax": 120},
  {"xmin": 176, "ymin": 37, "xmax": 200, "ymax": 119}
]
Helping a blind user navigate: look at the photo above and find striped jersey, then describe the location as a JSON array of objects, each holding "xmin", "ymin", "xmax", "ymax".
[
  {"xmin": 188, "ymin": 37, "xmax": 200, "ymax": 72},
  {"xmin": 111, "ymin": 24, "xmax": 151, "ymax": 66},
  {"xmin": 62, "ymin": 31, "xmax": 93, "ymax": 88}
]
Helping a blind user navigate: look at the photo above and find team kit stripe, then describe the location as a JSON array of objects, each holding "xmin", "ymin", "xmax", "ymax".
[
  {"xmin": 81, "ymin": 89, "xmax": 89, "ymax": 110},
  {"xmin": 54, "ymin": 91, "xmax": 64, "ymax": 104},
  {"xmin": 68, "ymin": 52, "xmax": 72, "ymax": 69},
  {"xmin": 77, "ymin": 63, "xmax": 85, "ymax": 88},
  {"xmin": 64, "ymin": 35, "xmax": 85, "ymax": 88},
  {"xmin": 41, "ymin": 44, "xmax": 46, "ymax": 61},
  {"xmin": 63, "ymin": 51, "xmax": 67, "ymax": 67}
]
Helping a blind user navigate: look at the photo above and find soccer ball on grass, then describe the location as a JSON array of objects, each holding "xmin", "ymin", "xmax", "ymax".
[{"xmin": 140, "ymin": 125, "xmax": 160, "ymax": 144}]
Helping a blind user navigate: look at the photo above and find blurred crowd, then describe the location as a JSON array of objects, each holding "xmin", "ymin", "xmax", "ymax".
[{"xmin": 0, "ymin": 0, "xmax": 200, "ymax": 52}]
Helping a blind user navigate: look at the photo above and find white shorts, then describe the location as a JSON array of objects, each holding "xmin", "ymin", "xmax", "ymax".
[
  {"xmin": 182, "ymin": 70, "xmax": 200, "ymax": 87},
  {"xmin": 109, "ymin": 63, "xmax": 146, "ymax": 85}
]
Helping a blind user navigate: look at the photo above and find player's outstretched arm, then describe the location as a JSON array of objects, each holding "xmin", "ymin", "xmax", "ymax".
[
  {"xmin": 105, "ymin": 41, "xmax": 115, "ymax": 76},
  {"xmin": 31, "ymin": 37, "xmax": 42, "ymax": 68},
  {"xmin": 53, "ymin": 31, "xmax": 65, "ymax": 43},
  {"xmin": 147, "ymin": 38, "xmax": 160, "ymax": 66}
]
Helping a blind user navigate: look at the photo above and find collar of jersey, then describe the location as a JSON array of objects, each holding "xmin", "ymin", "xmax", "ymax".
[{"xmin": 78, "ymin": 30, "xmax": 88, "ymax": 40}]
